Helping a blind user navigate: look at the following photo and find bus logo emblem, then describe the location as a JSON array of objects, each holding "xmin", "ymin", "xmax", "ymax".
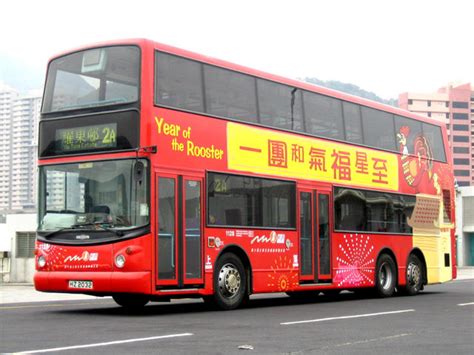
[{"xmin": 64, "ymin": 251, "xmax": 98, "ymax": 262}]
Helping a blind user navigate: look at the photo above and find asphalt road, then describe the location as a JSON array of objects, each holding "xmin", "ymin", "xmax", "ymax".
[{"xmin": 1, "ymin": 280, "xmax": 473, "ymax": 354}]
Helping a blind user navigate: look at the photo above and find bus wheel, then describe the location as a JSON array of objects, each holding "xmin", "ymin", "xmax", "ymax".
[
  {"xmin": 404, "ymin": 254, "xmax": 423, "ymax": 296},
  {"xmin": 113, "ymin": 294, "xmax": 149, "ymax": 309},
  {"xmin": 375, "ymin": 254, "xmax": 397, "ymax": 297},
  {"xmin": 214, "ymin": 253, "xmax": 247, "ymax": 310}
]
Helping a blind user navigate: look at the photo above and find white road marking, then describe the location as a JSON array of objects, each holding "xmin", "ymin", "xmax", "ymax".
[
  {"xmin": 281, "ymin": 309, "xmax": 415, "ymax": 325},
  {"xmin": 457, "ymin": 302, "xmax": 474, "ymax": 306},
  {"xmin": 17, "ymin": 333, "xmax": 193, "ymax": 354}
]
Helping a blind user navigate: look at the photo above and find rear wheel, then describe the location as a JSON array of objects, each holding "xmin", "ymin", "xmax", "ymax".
[
  {"xmin": 375, "ymin": 254, "xmax": 397, "ymax": 297},
  {"xmin": 404, "ymin": 254, "xmax": 423, "ymax": 295},
  {"xmin": 213, "ymin": 253, "xmax": 247, "ymax": 310},
  {"xmin": 113, "ymin": 294, "xmax": 149, "ymax": 309}
]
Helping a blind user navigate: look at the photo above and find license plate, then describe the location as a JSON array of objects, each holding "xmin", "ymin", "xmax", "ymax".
[{"xmin": 68, "ymin": 280, "xmax": 93, "ymax": 289}]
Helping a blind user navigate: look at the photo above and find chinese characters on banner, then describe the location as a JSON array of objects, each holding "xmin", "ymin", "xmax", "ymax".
[{"xmin": 228, "ymin": 123, "xmax": 398, "ymax": 190}]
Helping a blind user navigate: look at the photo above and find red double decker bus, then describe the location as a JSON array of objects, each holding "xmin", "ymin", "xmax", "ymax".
[{"xmin": 35, "ymin": 39, "xmax": 456, "ymax": 309}]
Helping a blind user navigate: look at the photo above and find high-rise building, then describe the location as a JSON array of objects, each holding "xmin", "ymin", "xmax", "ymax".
[
  {"xmin": 11, "ymin": 93, "xmax": 41, "ymax": 210},
  {"xmin": 0, "ymin": 84, "xmax": 18, "ymax": 210},
  {"xmin": 0, "ymin": 83, "xmax": 40, "ymax": 211},
  {"xmin": 399, "ymin": 83, "xmax": 473, "ymax": 187}
]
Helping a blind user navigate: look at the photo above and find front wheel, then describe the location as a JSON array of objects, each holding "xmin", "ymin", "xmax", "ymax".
[
  {"xmin": 375, "ymin": 254, "xmax": 397, "ymax": 297},
  {"xmin": 403, "ymin": 254, "xmax": 423, "ymax": 295},
  {"xmin": 213, "ymin": 253, "xmax": 247, "ymax": 310},
  {"xmin": 113, "ymin": 294, "xmax": 149, "ymax": 309}
]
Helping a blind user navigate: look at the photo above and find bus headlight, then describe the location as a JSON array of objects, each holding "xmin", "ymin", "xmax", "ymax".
[
  {"xmin": 115, "ymin": 254, "xmax": 126, "ymax": 268},
  {"xmin": 38, "ymin": 255, "xmax": 47, "ymax": 268}
]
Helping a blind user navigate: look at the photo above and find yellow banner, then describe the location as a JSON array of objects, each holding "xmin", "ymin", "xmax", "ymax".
[{"xmin": 227, "ymin": 123, "xmax": 399, "ymax": 191}]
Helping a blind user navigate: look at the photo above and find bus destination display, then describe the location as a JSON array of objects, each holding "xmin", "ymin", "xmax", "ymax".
[{"xmin": 56, "ymin": 123, "xmax": 117, "ymax": 152}]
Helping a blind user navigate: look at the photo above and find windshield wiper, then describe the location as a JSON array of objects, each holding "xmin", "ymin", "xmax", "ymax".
[{"xmin": 41, "ymin": 226, "xmax": 81, "ymax": 239}]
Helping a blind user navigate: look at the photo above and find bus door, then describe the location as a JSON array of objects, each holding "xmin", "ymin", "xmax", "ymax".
[
  {"xmin": 155, "ymin": 173, "xmax": 204, "ymax": 289},
  {"xmin": 298, "ymin": 188, "xmax": 332, "ymax": 283}
]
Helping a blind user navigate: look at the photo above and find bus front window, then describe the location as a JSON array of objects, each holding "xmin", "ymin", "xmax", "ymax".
[
  {"xmin": 42, "ymin": 46, "xmax": 140, "ymax": 113},
  {"xmin": 38, "ymin": 159, "xmax": 149, "ymax": 233}
]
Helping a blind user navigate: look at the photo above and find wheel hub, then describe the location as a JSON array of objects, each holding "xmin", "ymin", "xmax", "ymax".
[
  {"xmin": 218, "ymin": 263, "xmax": 241, "ymax": 297},
  {"xmin": 379, "ymin": 262, "xmax": 393, "ymax": 290},
  {"xmin": 407, "ymin": 262, "xmax": 421, "ymax": 286}
]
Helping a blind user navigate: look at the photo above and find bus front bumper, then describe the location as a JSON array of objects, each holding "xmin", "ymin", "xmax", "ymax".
[{"xmin": 34, "ymin": 271, "xmax": 151, "ymax": 295}]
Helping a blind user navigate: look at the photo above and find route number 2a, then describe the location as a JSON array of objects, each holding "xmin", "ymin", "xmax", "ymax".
[
  {"xmin": 214, "ymin": 179, "xmax": 227, "ymax": 193},
  {"xmin": 102, "ymin": 127, "xmax": 116, "ymax": 144}
]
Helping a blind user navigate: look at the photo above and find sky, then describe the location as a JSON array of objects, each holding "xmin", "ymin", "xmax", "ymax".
[{"xmin": 1, "ymin": 0, "xmax": 472, "ymax": 99}]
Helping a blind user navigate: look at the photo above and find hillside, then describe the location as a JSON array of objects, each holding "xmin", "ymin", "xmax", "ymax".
[{"xmin": 303, "ymin": 77, "xmax": 398, "ymax": 107}]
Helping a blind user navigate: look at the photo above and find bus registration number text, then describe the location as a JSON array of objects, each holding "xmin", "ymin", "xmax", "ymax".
[{"xmin": 68, "ymin": 280, "xmax": 93, "ymax": 289}]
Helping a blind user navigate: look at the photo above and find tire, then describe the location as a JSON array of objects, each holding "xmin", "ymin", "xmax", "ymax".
[
  {"xmin": 213, "ymin": 253, "xmax": 247, "ymax": 310},
  {"xmin": 403, "ymin": 254, "xmax": 423, "ymax": 296},
  {"xmin": 113, "ymin": 294, "xmax": 149, "ymax": 309},
  {"xmin": 375, "ymin": 254, "xmax": 397, "ymax": 297}
]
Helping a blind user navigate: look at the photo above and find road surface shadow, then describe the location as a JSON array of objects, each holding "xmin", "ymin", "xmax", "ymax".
[{"xmin": 48, "ymin": 289, "xmax": 444, "ymax": 317}]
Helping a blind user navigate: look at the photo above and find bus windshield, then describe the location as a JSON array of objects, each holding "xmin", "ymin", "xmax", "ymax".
[
  {"xmin": 38, "ymin": 159, "xmax": 149, "ymax": 231},
  {"xmin": 42, "ymin": 46, "xmax": 140, "ymax": 113}
]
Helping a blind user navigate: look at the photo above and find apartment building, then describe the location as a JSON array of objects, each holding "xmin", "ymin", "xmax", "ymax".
[
  {"xmin": 0, "ymin": 84, "xmax": 40, "ymax": 211},
  {"xmin": 0, "ymin": 84, "xmax": 18, "ymax": 210},
  {"xmin": 10, "ymin": 93, "xmax": 41, "ymax": 209}
]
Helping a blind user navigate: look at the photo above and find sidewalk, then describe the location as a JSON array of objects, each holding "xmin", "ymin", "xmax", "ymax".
[
  {"xmin": 456, "ymin": 266, "xmax": 474, "ymax": 280},
  {"xmin": 0, "ymin": 284, "xmax": 107, "ymax": 304},
  {"xmin": 1, "ymin": 268, "xmax": 473, "ymax": 305}
]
